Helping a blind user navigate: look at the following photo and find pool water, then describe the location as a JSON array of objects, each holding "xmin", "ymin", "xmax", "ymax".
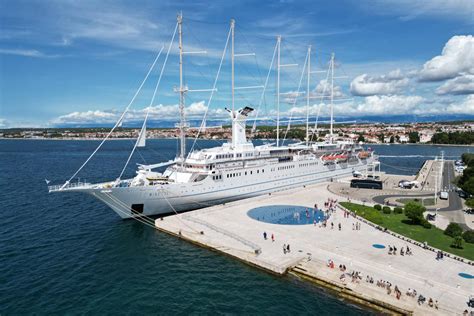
[
  {"xmin": 458, "ymin": 273, "xmax": 474, "ymax": 279},
  {"xmin": 247, "ymin": 205, "xmax": 326, "ymax": 225},
  {"xmin": 372, "ymin": 244, "xmax": 386, "ymax": 249}
]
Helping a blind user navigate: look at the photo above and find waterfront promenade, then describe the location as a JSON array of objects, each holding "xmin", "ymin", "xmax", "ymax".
[{"xmin": 155, "ymin": 182, "xmax": 473, "ymax": 315}]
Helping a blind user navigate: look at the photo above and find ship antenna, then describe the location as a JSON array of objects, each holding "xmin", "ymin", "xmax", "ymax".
[{"xmin": 178, "ymin": 12, "xmax": 187, "ymax": 166}]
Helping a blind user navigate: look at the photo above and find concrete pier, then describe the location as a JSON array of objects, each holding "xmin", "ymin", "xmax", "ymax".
[{"xmin": 155, "ymin": 182, "xmax": 473, "ymax": 315}]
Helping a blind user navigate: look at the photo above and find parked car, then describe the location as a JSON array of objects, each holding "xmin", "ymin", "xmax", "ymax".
[{"xmin": 439, "ymin": 191, "xmax": 449, "ymax": 200}]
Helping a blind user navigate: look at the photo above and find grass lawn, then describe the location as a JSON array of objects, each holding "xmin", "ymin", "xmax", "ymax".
[
  {"xmin": 395, "ymin": 197, "xmax": 435, "ymax": 206},
  {"xmin": 340, "ymin": 202, "xmax": 474, "ymax": 261}
]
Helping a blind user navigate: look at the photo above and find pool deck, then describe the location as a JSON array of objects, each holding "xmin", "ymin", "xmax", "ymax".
[{"xmin": 155, "ymin": 182, "xmax": 474, "ymax": 315}]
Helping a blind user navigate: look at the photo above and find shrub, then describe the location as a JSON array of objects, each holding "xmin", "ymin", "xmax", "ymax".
[
  {"xmin": 462, "ymin": 230, "xmax": 474, "ymax": 243},
  {"xmin": 444, "ymin": 223, "xmax": 463, "ymax": 238},
  {"xmin": 394, "ymin": 207, "xmax": 403, "ymax": 214},
  {"xmin": 451, "ymin": 236, "xmax": 463, "ymax": 249},
  {"xmin": 421, "ymin": 220, "xmax": 432, "ymax": 229},
  {"xmin": 404, "ymin": 201, "xmax": 426, "ymax": 224},
  {"xmin": 466, "ymin": 198, "xmax": 474, "ymax": 208},
  {"xmin": 374, "ymin": 204, "xmax": 382, "ymax": 211},
  {"xmin": 382, "ymin": 206, "xmax": 391, "ymax": 214}
]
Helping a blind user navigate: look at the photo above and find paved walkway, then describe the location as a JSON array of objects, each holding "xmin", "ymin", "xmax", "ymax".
[{"xmin": 155, "ymin": 182, "xmax": 474, "ymax": 315}]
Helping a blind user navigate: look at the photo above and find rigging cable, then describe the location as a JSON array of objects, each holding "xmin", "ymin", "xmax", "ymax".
[
  {"xmin": 282, "ymin": 48, "xmax": 308, "ymax": 145},
  {"xmin": 251, "ymin": 41, "xmax": 278, "ymax": 138},
  {"xmin": 118, "ymin": 21, "xmax": 179, "ymax": 180},
  {"xmin": 187, "ymin": 23, "xmax": 232, "ymax": 157},
  {"xmin": 60, "ymin": 35, "xmax": 170, "ymax": 189}
]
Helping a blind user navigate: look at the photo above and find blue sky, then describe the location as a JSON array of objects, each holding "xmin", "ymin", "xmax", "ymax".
[{"xmin": 0, "ymin": 0, "xmax": 473, "ymax": 127}]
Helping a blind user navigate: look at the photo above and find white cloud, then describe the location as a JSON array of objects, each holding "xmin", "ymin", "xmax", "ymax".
[
  {"xmin": 446, "ymin": 95, "xmax": 474, "ymax": 114},
  {"xmin": 50, "ymin": 101, "xmax": 227, "ymax": 125},
  {"xmin": 283, "ymin": 94, "xmax": 474, "ymax": 117},
  {"xmin": 356, "ymin": 0, "xmax": 474, "ymax": 22},
  {"xmin": 419, "ymin": 35, "xmax": 474, "ymax": 82},
  {"xmin": 436, "ymin": 74, "xmax": 474, "ymax": 95},
  {"xmin": 0, "ymin": 118, "xmax": 7, "ymax": 128},
  {"xmin": 284, "ymin": 95, "xmax": 425, "ymax": 117},
  {"xmin": 315, "ymin": 80, "xmax": 344, "ymax": 98},
  {"xmin": 350, "ymin": 69, "xmax": 409, "ymax": 96},
  {"xmin": 0, "ymin": 48, "xmax": 57, "ymax": 58},
  {"xmin": 345, "ymin": 95, "xmax": 425, "ymax": 115},
  {"xmin": 51, "ymin": 110, "xmax": 118, "ymax": 125}
]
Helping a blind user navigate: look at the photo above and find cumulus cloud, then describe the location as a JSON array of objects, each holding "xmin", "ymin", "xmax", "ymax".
[
  {"xmin": 436, "ymin": 74, "xmax": 474, "ymax": 95},
  {"xmin": 314, "ymin": 80, "xmax": 344, "ymax": 98},
  {"xmin": 419, "ymin": 35, "xmax": 474, "ymax": 82},
  {"xmin": 50, "ymin": 101, "xmax": 227, "ymax": 125},
  {"xmin": 283, "ymin": 94, "xmax": 474, "ymax": 117},
  {"xmin": 350, "ymin": 69, "xmax": 409, "ymax": 96},
  {"xmin": 446, "ymin": 95, "xmax": 474, "ymax": 114}
]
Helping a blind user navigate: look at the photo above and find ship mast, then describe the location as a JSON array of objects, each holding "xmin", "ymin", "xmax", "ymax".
[
  {"xmin": 329, "ymin": 52, "xmax": 334, "ymax": 142},
  {"xmin": 178, "ymin": 13, "xmax": 187, "ymax": 165},
  {"xmin": 231, "ymin": 19, "xmax": 235, "ymax": 112},
  {"xmin": 276, "ymin": 35, "xmax": 281, "ymax": 147},
  {"xmin": 306, "ymin": 45, "xmax": 311, "ymax": 147}
]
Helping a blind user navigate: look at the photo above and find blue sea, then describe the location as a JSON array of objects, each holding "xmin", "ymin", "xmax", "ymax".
[{"xmin": 1, "ymin": 139, "xmax": 471, "ymax": 314}]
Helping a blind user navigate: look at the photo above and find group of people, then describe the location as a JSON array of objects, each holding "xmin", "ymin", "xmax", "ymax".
[
  {"xmin": 388, "ymin": 245, "xmax": 412, "ymax": 256},
  {"xmin": 406, "ymin": 288, "xmax": 438, "ymax": 308},
  {"xmin": 352, "ymin": 222, "xmax": 361, "ymax": 230},
  {"xmin": 282, "ymin": 243, "xmax": 291, "ymax": 254},
  {"xmin": 262, "ymin": 231, "xmax": 275, "ymax": 242},
  {"xmin": 436, "ymin": 250, "xmax": 444, "ymax": 260},
  {"xmin": 328, "ymin": 258, "xmax": 442, "ymax": 308}
]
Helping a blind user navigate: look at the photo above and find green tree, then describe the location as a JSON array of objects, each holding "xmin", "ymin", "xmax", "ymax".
[
  {"xmin": 408, "ymin": 132, "xmax": 420, "ymax": 143},
  {"xmin": 462, "ymin": 177, "xmax": 474, "ymax": 196},
  {"xmin": 404, "ymin": 201, "xmax": 425, "ymax": 224},
  {"xmin": 451, "ymin": 236, "xmax": 463, "ymax": 249},
  {"xmin": 444, "ymin": 223, "xmax": 463, "ymax": 238},
  {"xmin": 389, "ymin": 135, "xmax": 395, "ymax": 143},
  {"xmin": 357, "ymin": 134, "xmax": 365, "ymax": 142},
  {"xmin": 462, "ymin": 230, "xmax": 474, "ymax": 244}
]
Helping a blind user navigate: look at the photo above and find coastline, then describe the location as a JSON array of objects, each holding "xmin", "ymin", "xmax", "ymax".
[{"xmin": 1, "ymin": 137, "xmax": 473, "ymax": 146}]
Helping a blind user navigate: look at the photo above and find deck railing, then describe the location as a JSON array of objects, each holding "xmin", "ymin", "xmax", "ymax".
[{"xmin": 48, "ymin": 181, "xmax": 92, "ymax": 192}]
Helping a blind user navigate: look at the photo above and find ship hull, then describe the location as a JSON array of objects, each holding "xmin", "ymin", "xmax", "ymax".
[{"xmin": 86, "ymin": 158, "xmax": 373, "ymax": 219}]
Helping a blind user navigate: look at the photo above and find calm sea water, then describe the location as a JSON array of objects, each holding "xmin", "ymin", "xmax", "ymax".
[{"xmin": 1, "ymin": 139, "xmax": 472, "ymax": 315}]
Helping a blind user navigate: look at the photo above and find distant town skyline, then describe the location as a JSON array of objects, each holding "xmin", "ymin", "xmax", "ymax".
[{"xmin": 0, "ymin": 0, "xmax": 473, "ymax": 128}]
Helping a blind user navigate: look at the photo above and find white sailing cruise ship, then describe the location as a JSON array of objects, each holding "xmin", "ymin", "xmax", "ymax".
[{"xmin": 49, "ymin": 14, "xmax": 377, "ymax": 219}]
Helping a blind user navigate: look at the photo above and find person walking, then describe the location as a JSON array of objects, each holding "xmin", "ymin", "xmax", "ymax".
[
  {"xmin": 271, "ymin": 233, "xmax": 275, "ymax": 242},
  {"xmin": 263, "ymin": 232, "xmax": 267, "ymax": 240},
  {"xmin": 338, "ymin": 223, "xmax": 341, "ymax": 231}
]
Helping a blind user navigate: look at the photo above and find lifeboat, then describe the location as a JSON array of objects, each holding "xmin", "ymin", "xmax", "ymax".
[
  {"xmin": 335, "ymin": 152, "xmax": 349, "ymax": 163},
  {"xmin": 358, "ymin": 151, "xmax": 370, "ymax": 159},
  {"xmin": 321, "ymin": 154, "xmax": 338, "ymax": 164}
]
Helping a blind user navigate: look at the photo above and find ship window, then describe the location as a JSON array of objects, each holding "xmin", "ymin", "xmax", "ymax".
[
  {"xmin": 257, "ymin": 170, "xmax": 259, "ymax": 173},
  {"xmin": 245, "ymin": 171, "xmax": 247, "ymax": 175}
]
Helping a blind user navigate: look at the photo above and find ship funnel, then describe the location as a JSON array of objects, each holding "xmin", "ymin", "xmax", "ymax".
[{"xmin": 226, "ymin": 106, "xmax": 253, "ymax": 148}]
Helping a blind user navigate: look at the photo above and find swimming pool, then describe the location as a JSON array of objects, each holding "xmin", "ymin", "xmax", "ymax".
[{"xmin": 247, "ymin": 205, "xmax": 326, "ymax": 225}]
